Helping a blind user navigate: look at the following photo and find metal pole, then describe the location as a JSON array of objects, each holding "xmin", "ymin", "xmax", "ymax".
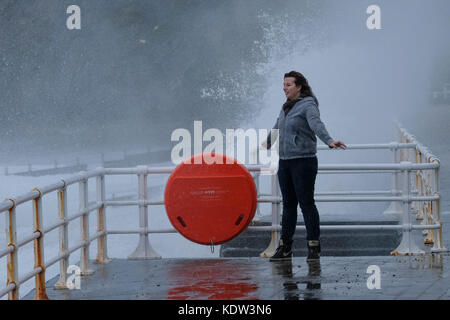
[
  {"xmin": 431, "ymin": 164, "xmax": 447, "ymax": 253},
  {"xmin": 391, "ymin": 163, "xmax": 424, "ymax": 256},
  {"xmin": 79, "ymin": 174, "xmax": 94, "ymax": 275},
  {"xmin": 129, "ymin": 166, "xmax": 161, "ymax": 259},
  {"xmin": 251, "ymin": 172, "xmax": 262, "ymax": 221},
  {"xmin": 423, "ymin": 162, "xmax": 435, "ymax": 244},
  {"xmin": 54, "ymin": 185, "xmax": 69, "ymax": 289},
  {"xmin": 95, "ymin": 172, "xmax": 111, "ymax": 263},
  {"xmin": 383, "ymin": 143, "xmax": 402, "ymax": 216},
  {"xmin": 411, "ymin": 149, "xmax": 419, "ymax": 217},
  {"xmin": 274, "ymin": 174, "xmax": 281, "ymax": 245},
  {"xmin": 32, "ymin": 189, "xmax": 49, "ymax": 300},
  {"xmin": 260, "ymin": 173, "xmax": 281, "ymax": 258},
  {"xmin": 5, "ymin": 199, "xmax": 19, "ymax": 300},
  {"xmin": 417, "ymin": 161, "xmax": 425, "ymax": 221}
]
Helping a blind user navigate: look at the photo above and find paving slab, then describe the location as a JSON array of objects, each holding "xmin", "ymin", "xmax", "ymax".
[{"xmin": 23, "ymin": 254, "xmax": 450, "ymax": 300}]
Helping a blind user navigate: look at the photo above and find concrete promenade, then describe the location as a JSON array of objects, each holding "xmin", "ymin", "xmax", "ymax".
[{"xmin": 24, "ymin": 254, "xmax": 450, "ymax": 300}]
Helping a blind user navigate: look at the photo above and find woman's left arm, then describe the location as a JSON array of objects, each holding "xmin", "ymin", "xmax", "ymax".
[{"xmin": 305, "ymin": 103, "xmax": 347, "ymax": 149}]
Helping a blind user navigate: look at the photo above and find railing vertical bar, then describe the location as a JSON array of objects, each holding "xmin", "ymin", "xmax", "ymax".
[
  {"xmin": 128, "ymin": 166, "xmax": 161, "ymax": 259},
  {"xmin": 79, "ymin": 174, "xmax": 94, "ymax": 275},
  {"xmin": 5, "ymin": 199, "xmax": 19, "ymax": 300},
  {"xmin": 432, "ymin": 164, "xmax": 447, "ymax": 252},
  {"xmin": 273, "ymin": 173, "xmax": 281, "ymax": 246},
  {"xmin": 32, "ymin": 189, "xmax": 49, "ymax": 300},
  {"xmin": 391, "ymin": 164, "xmax": 424, "ymax": 255},
  {"xmin": 54, "ymin": 184, "xmax": 69, "ymax": 289},
  {"xmin": 259, "ymin": 172, "xmax": 281, "ymax": 258},
  {"xmin": 95, "ymin": 171, "xmax": 111, "ymax": 264},
  {"xmin": 384, "ymin": 143, "xmax": 402, "ymax": 215}
]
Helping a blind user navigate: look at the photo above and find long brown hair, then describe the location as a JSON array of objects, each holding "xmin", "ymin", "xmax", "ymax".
[{"xmin": 284, "ymin": 71, "xmax": 319, "ymax": 106}]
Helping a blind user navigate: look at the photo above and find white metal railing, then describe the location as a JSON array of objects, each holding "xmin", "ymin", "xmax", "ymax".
[{"xmin": 0, "ymin": 123, "xmax": 447, "ymax": 300}]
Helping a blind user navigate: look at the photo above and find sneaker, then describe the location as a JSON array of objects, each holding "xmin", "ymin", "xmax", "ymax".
[
  {"xmin": 306, "ymin": 240, "xmax": 320, "ymax": 262},
  {"xmin": 269, "ymin": 240, "xmax": 293, "ymax": 261}
]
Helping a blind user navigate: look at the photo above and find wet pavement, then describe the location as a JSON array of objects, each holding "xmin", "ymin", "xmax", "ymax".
[{"xmin": 23, "ymin": 254, "xmax": 450, "ymax": 300}]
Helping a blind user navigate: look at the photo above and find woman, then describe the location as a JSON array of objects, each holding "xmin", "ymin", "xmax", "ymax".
[{"xmin": 264, "ymin": 71, "xmax": 346, "ymax": 262}]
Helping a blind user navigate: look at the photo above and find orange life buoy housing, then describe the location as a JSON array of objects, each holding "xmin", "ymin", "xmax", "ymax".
[{"xmin": 164, "ymin": 153, "xmax": 257, "ymax": 245}]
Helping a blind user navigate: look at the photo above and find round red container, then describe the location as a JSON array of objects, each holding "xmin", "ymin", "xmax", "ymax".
[{"xmin": 164, "ymin": 153, "xmax": 257, "ymax": 245}]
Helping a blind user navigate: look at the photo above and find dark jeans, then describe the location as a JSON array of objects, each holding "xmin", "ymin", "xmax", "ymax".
[{"xmin": 277, "ymin": 157, "xmax": 320, "ymax": 245}]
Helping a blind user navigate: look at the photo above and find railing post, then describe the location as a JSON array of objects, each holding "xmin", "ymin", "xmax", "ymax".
[
  {"xmin": 260, "ymin": 173, "xmax": 281, "ymax": 258},
  {"xmin": 417, "ymin": 165, "xmax": 425, "ymax": 221},
  {"xmin": 251, "ymin": 172, "xmax": 262, "ymax": 221},
  {"xmin": 423, "ymin": 169, "xmax": 434, "ymax": 244},
  {"xmin": 54, "ymin": 185, "xmax": 70, "ymax": 289},
  {"xmin": 5, "ymin": 198, "xmax": 19, "ymax": 300},
  {"xmin": 384, "ymin": 143, "xmax": 402, "ymax": 216},
  {"xmin": 32, "ymin": 189, "xmax": 50, "ymax": 300},
  {"xmin": 413, "ymin": 150, "xmax": 422, "ymax": 220},
  {"xmin": 129, "ymin": 166, "xmax": 161, "ymax": 259},
  {"xmin": 79, "ymin": 173, "xmax": 94, "ymax": 275},
  {"xmin": 391, "ymin": 162, "xmax": 424, "ymax": 256},
  {"xmin": 431, "ymin": 164, "xmax": 448, "ymax": 253},
  {"xmin": 95, "ymin": 171, "xmax": 111, "ymax": 264}
]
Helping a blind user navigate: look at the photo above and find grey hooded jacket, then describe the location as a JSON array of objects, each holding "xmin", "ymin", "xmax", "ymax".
[{"xmin": 267, "ymin": 96, "xmax": 334, "ymax": 159}]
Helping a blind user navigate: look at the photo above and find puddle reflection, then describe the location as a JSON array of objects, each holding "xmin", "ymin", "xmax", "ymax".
[
  {"xmin": 395, "ymin": 253, "xmax": 444, "ymax": 270},
  {"xmin": 271, "ymin": 260, "xmax": 322, "ymax": 300},
  {"xmin": 166, "ymin": 259, "xmax": 259, "ymax": 300}
]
